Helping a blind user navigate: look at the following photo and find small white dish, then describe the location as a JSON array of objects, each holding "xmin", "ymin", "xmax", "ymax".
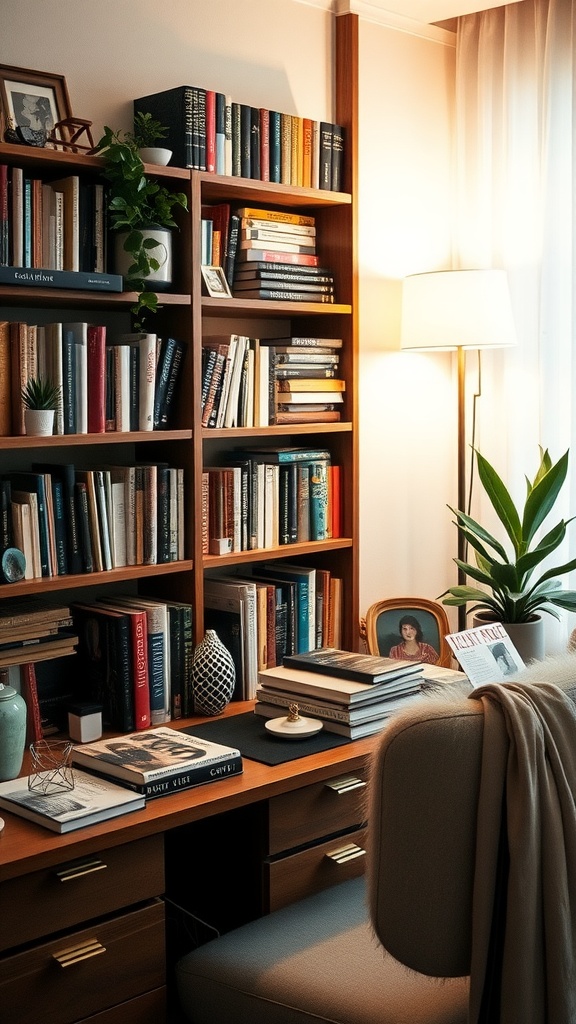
[{"xmin": 265, "ymin": 715, "xmax": 323, "ymax": 739}]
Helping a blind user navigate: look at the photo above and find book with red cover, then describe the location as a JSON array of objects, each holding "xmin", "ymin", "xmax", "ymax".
[
  {"xmin": 97, "ymin": 601, "xmax": 150, "ymax": 730},
  {"xmin": 87, "ymin": 324, "xmax": 106, "ymax": 433},
  {"xmin": 205, "ymin": 89, "xmax": 216, "ymax": 173}
]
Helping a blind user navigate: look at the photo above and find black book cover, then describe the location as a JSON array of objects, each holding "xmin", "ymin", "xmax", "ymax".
[
  {"xmin": 134, "ymin": 86, "xmax": 195, "ymax": 168},
  {"xmin": 75, "ymin": 480, "xmax": 94, "ymax": 573},
  {"xmin": 72, "ymin": 603, "xmax": 134, "ymax": 731},
  {"xmin": 331, "ymin": 124, "xmax": 344, "ymax": 192},
  {"xmin": 156, "ymin": 464, "xmax": 171, "ymax": 564},
  {"xmin": 240, "ymin": 104, "xmax": 252, "ymax": 178},
  {"xmin": 0, "ymin": 478, "xmax": 12, "ymax": 550},
  {"xmin": 268, "ymin": 111, "xmax": 281, "ymax": 183},
  {"xmin": 250, "ymin": 107, "xmax": 261, "ymax": 180},
  {"xmin": 33, "ymin": 463, "xmax": 83, "ymax": 576},
  {"xmin": 231, "ymin": 102, "xmax": 242, "ymax": 177}
]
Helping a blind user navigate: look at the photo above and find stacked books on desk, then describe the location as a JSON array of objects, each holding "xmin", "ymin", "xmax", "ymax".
[
  {"xmin": 255, "ymin": 648, "xmax": 425, "ymax": 739},
  {"xmin": 0, "ymin": 770, "xmax": 145, "ymax": 833},
  {"xmin": 71, "ymin": 726, "xmax": 243, "ymax": 799}
]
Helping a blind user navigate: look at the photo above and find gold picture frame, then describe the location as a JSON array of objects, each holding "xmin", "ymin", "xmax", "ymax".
[{"xmin": 0, "ymin": 64, "xmax": 72, "ymax": 139}]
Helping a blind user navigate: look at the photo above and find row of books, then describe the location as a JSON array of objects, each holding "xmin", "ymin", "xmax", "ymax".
[
  {"xmin": 134, "ymin": 86, "xmax": 344, "ymax": 190},
  {"xmin": 0, "ymin": 600, "xmax": 78, "ymax": 670},
  {"xmin": 203, "ymin": 448, "xmax": 340, "ymax": 555},
  {"xmin": 1, "ymin": 321, "xmax": 185, "ymax": 437},
  {"xmin": 0, "ymin": 165, "xmax": 114, "ymax": 280},
  {"xmin": 73, "ymin": 595, "xmax": 195, "ymax": 734},
  {"xmin": 204, "ymin": 566, "xmax": 343, "ymax": 700},
  {"xmin": 201, "ymin": 334, "xmax": 344, "ymax": 428},
  {"xmin": 0, "ymin": 724, "xmax": 242, "ymax": 831},
  {"xmin": 0, "ymin": 461, "xmax": 184, "ymax": 580},
  {"xmin": 255, "ymin": 649, "xmax": 426, "ymax": 740},
  {"xmin": 200, "ymin": 204, "xmax": 336, "ymax": 293}
]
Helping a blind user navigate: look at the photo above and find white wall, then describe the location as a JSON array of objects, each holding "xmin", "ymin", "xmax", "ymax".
[
  {"xmin": 357, "ymin": 17, "xmax": 458, "ymax": 625},
  {"xmin": 2, "ymin": 0, "xmax": 457, "ymax": 632}
]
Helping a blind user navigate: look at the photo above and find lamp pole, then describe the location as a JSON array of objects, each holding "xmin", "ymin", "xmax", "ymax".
[{"xmin": 457, "ymin": 346, "xmax": 467, "ymax": 631}]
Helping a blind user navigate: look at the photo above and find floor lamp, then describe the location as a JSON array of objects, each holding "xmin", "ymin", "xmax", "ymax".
[{"xmin": 400, "ymin": 270, "xmax": 517, "ymax": 631}]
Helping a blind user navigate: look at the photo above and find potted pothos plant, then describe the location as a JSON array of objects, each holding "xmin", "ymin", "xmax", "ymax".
[
  {"xmin": 21, "ymin": 376, "xmax": 62, "ymax": 436},
  {"xmin": 440, "ymin": 447, "xmax": 576, "ymax": 658},
  {"xmin": 130, "ymin": 111, "xmax": 172, "ymax": 165},
  {"xmin": 94, "ymin": 124, "xmax": 188, "ymax": 329}
]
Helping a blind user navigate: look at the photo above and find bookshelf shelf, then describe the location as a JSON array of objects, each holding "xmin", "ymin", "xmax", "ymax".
[
  {"xmin": 200, "ymin": 297, "xmax": 351, "ymax": 317},
  {"xmin": 202, "ymin": 422, "xmax": 353, "ymax": 439},
  {"xmin": 203, "ymin": 538, "xmax": 353, "ymax": 570},
  {"xmin": 0, "ymin": 559, "xmax": 194, "ymax": 598}
]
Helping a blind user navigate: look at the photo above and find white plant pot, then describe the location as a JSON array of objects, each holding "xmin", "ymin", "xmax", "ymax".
[
  {"xmin": 138, "ymin": 147, "xmax": 172, "ymax": 166},
  {"xmin": 24, "ymin": 408, "xmax": 55, "ymax": 436},
  {"xmin": 114, "ymin": 226, "xmax": 173, "ymax": 290},
  {"xmin": 472, "ymin": 610, "xmax": 546, "ymax": 665}
]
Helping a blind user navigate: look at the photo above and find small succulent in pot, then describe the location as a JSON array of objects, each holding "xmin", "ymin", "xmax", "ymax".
[{"xmin": 21, "ymin": 376, "xmax": 62, "ymax": 411}]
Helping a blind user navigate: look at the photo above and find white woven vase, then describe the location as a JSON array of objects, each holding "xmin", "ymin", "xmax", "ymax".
[{"xmin": 192, "ymin": 629, "xmax": 236, "ymax": 716}]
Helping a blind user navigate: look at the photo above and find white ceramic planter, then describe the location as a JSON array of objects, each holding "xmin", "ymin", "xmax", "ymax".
[
  {"xmin": 114, "ymin": 226, "xmax": 173, "ymax": 290},
  {"xmin": 472, "ymin": 610, "xmax": 545, "ymax": 665},
  {"xmin": 24, "ymin": 408, "xmax": 55, "ymax": 436},
  {"xmin": 138, "ymin": 147, "xmax": 172, "ymax": 166}
]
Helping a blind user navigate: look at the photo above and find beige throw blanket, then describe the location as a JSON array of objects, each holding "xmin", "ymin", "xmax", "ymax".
[{"xmin": 468, "ymin": 681, "xmax": 576, "ymax": 1024}]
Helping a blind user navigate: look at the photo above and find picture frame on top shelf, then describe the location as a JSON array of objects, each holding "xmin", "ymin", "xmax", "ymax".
[
  {"xmin": 201, "ymin": 265, "xmax": 232, "ymax": 298},
  {"xmin": 0, "ymin": 64, "xmax": 72, "ymax": 143},
  {"xmin": 360, "ymin": 597, "xmax": 452, "ymax": 668}
]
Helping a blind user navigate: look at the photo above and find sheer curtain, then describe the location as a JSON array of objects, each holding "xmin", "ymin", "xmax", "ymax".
[{"xmin": 455, "ymin": 0, "xmax": 576, "ymax": 649}]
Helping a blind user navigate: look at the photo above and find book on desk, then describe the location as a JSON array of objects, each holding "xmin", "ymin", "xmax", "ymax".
[
  {"xmin": 0, "ymin": 769, "xmax": 144, "ymax": 833},
  {"xmin": 71, "ymin": 725, "xmax": 243, "ymax": 798}
]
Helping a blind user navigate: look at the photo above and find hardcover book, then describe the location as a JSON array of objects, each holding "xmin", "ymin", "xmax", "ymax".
[
  {"xmin": 281, "ymin": 647, "xmax": 423, "ymax": 685},
  {"xmin": 71, "ymin": 726, "xmax": 243, "ymax": 798},
  {"xmin": 0, "ymin": 267, "xmax": 124, "ymax": 291},
  {"xmin": 258, "ymin": 664, "xmax": 423, "ymax": 706},
  {"xmin": 0, "ymin": 769, "xmax": 144, "ymax": 833}
]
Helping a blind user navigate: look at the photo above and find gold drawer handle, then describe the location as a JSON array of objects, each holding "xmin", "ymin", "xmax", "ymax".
[
  {"xmin": 53, "ymin": 939, "xmax": 106, "ymax": 967},
  {"xmin": 56, "ymin": 859, "xmax": 108, "ymax": 882},
  {"xmin": 325, "ymin": 775, "xmax": 366, "ymax": 795},
  {"xmin": 325, "ymin": 843, "xmax": 367, "ymax": 865}
]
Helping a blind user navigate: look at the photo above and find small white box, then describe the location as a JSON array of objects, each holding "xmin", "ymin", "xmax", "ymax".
[{"xmin": 68, "ymin": 702, "xmax": 103, "ymax": 744}]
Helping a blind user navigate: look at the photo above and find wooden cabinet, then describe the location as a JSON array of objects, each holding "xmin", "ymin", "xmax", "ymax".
[
  {"xmin": 264, "ymin": 765, "xmax": 368, "ymax": 911},
  {"xmin": 0, "ymin": 836, "xmax": 166, "ymax": 1022}
]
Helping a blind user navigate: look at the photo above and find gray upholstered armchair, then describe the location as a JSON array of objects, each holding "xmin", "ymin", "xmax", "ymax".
[{"xmin": 176, "ymin": 675, "xmax": 576, "ymax": 1024}]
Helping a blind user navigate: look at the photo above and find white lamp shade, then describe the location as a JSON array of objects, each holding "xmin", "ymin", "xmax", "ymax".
[{"xmin": 401, "ymin": 269, "xmax": 517, "ymax": 351}]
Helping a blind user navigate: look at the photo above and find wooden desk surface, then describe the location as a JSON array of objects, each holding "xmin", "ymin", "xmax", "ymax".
[{"xmin": 0, "ymin": 702, "xmax": 379, "ymax": 883}]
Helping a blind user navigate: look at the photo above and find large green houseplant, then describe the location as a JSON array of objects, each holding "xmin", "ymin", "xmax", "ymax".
[
  {"xmin": 95, "ymin": 125, "xmax": 187, "ymax": 329},
  {"xmin": 440, "ymin": 446, "xmax": 576, "ymax": 624}
]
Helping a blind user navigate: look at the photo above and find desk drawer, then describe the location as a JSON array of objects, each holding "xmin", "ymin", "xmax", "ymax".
[
  {"xmin": 0, "ymin": 898, "xmax": 165, "ymax": 1024},
  {"xmin": 0, "ymin": 834, "xmax": 164, "ymax": 953},
  {"xmin": 268, "ymin": 768, "xmax": 368, "ymax": 855},
  {"xmin": 265, "ymin": 825, "xmax": 368, "ymax": 911}
]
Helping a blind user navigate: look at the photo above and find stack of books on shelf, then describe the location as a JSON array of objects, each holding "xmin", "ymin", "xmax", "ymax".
[
  {"xmin": 0, "ymin": 165, "xmax": 117, "ymax": 288},
  {"xmin": 71, "ymin": 726, "xmax": 242, "ymax": 800},
  {"xmin": 73, "ymin": 595, "xmax": 194, "ymax": 733},
  {"xmin": 204, "ymin": 566, "xmax": 342, "ymax": 701},
  {"xmin": 200, "ymin": 334, "xmax": 343, "ymax": 428},
  {"xmin": 202, "ymin": 446, "xmax": 341, "ymax": 555},
  {"xmin": 134, "ymin": 87, "xmax": 344, "ymax": 190},
  {"xmin": 232, "ymin": 208, "xmax": 334, "ymax": 303},
  {"xmin": 0, "ymin": 460, "xmax": 184, "ymax": 581},
  {"xmin": 0, "ymin": 599, "xmax": 77, "ymax": 669},
  {"xmin": 2, "ymin": 321, "xmax": 185, "ymax": 437},
  {"xmin": 255, "ymin": 648, "xmax": 426, "ymax": 740},
  {"xmin": 200, "ymin": 205, "xmax": 337, "ymax": 299}
]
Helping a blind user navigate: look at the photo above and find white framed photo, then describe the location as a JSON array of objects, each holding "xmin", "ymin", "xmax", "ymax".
[{"xmin": 201, "ymin": 265, "xmax": 232, "ymax": 298}]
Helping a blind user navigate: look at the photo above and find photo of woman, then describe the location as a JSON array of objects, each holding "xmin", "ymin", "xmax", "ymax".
[{"xmin": 388, "ymin": 614, "xmax": 440, "ymax": 664}]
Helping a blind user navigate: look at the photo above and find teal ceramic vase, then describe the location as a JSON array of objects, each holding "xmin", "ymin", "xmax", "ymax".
[{"xmin": 0, "ymin": 683, "xmax": 27, "ymax": 781}]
